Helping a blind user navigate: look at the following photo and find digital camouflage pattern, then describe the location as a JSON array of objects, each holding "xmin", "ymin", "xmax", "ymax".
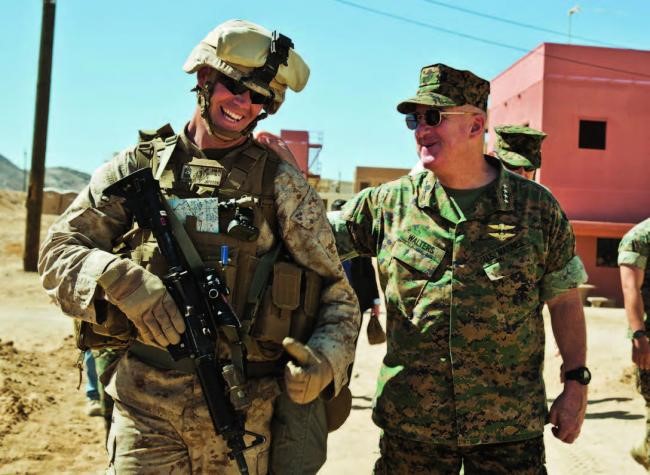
[
  {"xmin": 374, "ymin": 432, "xmax": 546, "ymax": 475},
  {"xmin": 397, "ymin": 63, "xmax": 490, "ymax": 114},
  {"xmin": 330, "ymin": 155, "xmax": 587, "ymax": 446},
  {"xmin": 618, "ymin": 218, "xmax": 650, "ymax": 467},
  {"xmin": 494, "ymin": 125, "xmax": 547, "ymax": 169},
  {"xmin": 39, "ymin": 127, "xmax": 360, "ymax": 473},
  {"xmin": 634, "ymin": 367, "xmax": 650, "ymax": 468},
  {"xmin": 618, "ymin": 218, "xmax": 650, "ymax": 312}
]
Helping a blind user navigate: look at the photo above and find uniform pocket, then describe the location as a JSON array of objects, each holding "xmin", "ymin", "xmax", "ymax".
[{"xmin": 385, "ymin": 239, "xmax": 444, "ymax": 318}]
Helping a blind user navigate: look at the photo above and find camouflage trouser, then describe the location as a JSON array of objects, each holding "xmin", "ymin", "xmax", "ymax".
[
  {"xmin": 636, "ymin": 369, "xmax": 650, "ymax": 459},
  {"xmin": 374, "ymin": 431, "xmax": 546, "ymax": 475},
  {"xmin": 92, "ymin": 349, "xmax": 123, "ymax": 441},
  {"xmin": 269, "ymin": 391, "xmax": 328, "ymax": 475},
  {"xmin": 105, "ymin": 352, "xmax": 278, "ymax": 474}
]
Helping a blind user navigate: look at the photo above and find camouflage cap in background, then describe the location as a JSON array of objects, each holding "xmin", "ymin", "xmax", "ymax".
[
  {"xmin": 493, "ymin": 125, "xmax": 547, "ymax": 169},
  {"xmin": 397, "ymin": 63, "xmax": 490, "ymax": 114}
]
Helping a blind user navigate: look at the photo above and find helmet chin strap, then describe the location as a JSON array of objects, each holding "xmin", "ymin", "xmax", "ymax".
[{"xmin": 193, "ymin": 76, "xmax": 269, "ymax": 144}]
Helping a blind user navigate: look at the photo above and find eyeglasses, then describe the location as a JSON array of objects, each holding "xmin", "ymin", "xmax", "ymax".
[
  {"xmin": 218, "ymin": 74, "xmax": 271, "ymax": 105},
  {"xmin": 502, "ymin": 162, "xmax": 536, "ymax": 173},
  {"xmin": 405, "ymin": 109, "xmax": 474, "ymax": 130}
]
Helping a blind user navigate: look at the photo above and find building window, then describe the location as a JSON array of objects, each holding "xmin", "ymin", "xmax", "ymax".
[
  {"xmin": 596, "ymin": 238, "xmax": 620, "ymax": 267},
  {"xmin": 579, "ymin": 120, "xmax": 606, "ymax": 150}
]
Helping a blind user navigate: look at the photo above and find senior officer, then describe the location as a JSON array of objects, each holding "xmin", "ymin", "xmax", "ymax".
[
  {"xmin": 329, "ymin": 64, "xmax": 590, "ymax": 474},
  {"xmin": 618, "ymin": 218, "xmax": 650, "ymax": 470},
  {"xmin": 39, "ymin": 19, "xmax": 360, "ymax": 474},
  {"xmin": 492, "ymin": 125, "xmax": 547, "ymax": 180}
]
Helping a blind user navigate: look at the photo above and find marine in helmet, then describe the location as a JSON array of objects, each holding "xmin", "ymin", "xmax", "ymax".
[{"xmin": 38, "ymin": 19, "xmax": 360, "ymax": 474}]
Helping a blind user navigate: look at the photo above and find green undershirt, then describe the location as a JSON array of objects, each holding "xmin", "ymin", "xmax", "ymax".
[{"xmin": 443, "ymin": 183, "xmax": 492, "ymax": 218}]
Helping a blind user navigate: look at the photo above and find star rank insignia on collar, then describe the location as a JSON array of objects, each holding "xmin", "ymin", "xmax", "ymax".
[{"xmin": 487, "ymin": 223, "xmax": 516, "ymax": 241}]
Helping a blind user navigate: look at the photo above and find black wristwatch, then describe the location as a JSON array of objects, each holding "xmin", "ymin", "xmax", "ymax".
[
  {"xmin": 564, "ymin": 366, "xmax": 591, "ymax": 385},
  {"xmin": 632, "ymin": 329, "xmax": 648, "ymax": 340}
]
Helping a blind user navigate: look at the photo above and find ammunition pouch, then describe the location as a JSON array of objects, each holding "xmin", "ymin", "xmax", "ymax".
[
  {"xmin": 248, "ymin": 261, "xmax": 322, "ymax": 360},
  {"xmin": 73, "ymin": 301, "xmax": 136, "ymax": 351}
]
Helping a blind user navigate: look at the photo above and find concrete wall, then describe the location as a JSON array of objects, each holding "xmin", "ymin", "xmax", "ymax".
[
  {"xmin": 42, "ymin": 189, "xmax": 77, "ymax": 215},
  {"xmin": 354, "ymin": 166, "xmax": 410, "ymax": 192},
  {"xmin": 280, "ymin": 130, "xmax": 310, "ymax": 176},
  {"xmin": 575, "ymin": 235, "xmax": 622, "ymax": 305},
  {"xmin": 540, "ymin": 43, "xmax": 650, "ymax": 222},
  {"xmin": 488, "ymin": 44, "xmax": 546, "ymax": 154}
]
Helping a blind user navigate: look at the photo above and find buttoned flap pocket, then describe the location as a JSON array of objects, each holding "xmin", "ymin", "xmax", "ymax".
[
  {"xmin": 391, "ymin": 239, "xmax": 445, "ymax": 276},
  {"xmin": 386, "ymin": 238, "xmax": 445, "ymax": 318}
]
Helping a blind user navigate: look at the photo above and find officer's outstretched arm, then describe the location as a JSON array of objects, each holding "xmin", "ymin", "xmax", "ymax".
[{"xmin": 547, "ymin": 288, "xmax": 587, "ymax": 444}]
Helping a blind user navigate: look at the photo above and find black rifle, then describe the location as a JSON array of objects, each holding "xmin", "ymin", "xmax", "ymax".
[{"xmin": 104, "ymin": 167, "xmax": 264, "ymax": 474}]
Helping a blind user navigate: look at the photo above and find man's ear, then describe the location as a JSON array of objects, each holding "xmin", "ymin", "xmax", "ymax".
[
  {"xmin": 197, "ymin": 67, "xmax": 212, "ymax": 88},
  {"xmin": 469, "ymin": 114, "xmax": 486, "ymax": 138}
]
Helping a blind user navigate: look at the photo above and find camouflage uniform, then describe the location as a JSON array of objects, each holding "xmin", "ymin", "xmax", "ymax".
[
  {"xmin": 39, "ymin": 20, "xmax": 360, "ymax": 475},
  {"xmin": 618, "ymin": 218, "xmax": 650, "ymax": 466},
  {"xmin": 92, "ymin": 348, "xmax": 122, "ymax": 441},
  {"xmin": 331, "ymin": 64, "xmax": 587, "ymax": 474},
  {"xmin": 493, "ymin": 125, "xmax": 547, "ymax": 171}
]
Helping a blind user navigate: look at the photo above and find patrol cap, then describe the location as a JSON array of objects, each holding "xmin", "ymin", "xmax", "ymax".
[
  {"xmin": 397, "ymin": 63, "xmax": 490, "ymax": 114},
  {"xmin": 183, "ymin": 19, "xmax": 310, "ymax": 113},
  {"xmin": 493, "ymin": 125, "xmax": 547, "ymax": 169}
]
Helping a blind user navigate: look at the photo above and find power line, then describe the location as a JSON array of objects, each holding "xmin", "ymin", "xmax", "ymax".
[
  {"xmin": 419, "ymin": 0, "xmax": 622, "ymax": 48},
  {"xmin": 332, "ymin": 0, "xmax": 650, "ymax": 79}
]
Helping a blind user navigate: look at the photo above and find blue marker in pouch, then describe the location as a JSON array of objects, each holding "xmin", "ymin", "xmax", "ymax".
[{"xmin": 220, "ymin": 244, "xmax": 230, "ymax": 266}]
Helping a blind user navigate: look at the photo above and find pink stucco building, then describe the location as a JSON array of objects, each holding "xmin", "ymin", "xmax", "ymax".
[{"xmin": 489, "ymin": 43, "xmax": 650, "ymax": 304}]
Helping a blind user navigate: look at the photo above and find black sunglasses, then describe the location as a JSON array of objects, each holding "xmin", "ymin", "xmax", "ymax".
[
  {"xmin": 218, "ymin": 74, "xmax": 271, "ymax": 105},
  {"xmin": 405, "ymin": 109, "xmax": 473, "ymax": 130},
  {"xmin": 502, "ymin": 161, "xmax": 535, "ymax": 173}
]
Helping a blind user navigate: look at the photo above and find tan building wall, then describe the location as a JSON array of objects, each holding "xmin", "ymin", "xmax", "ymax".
[
  {"xmin": 310, "ymin": 178, "xmax": 355, "ymax": 211},
  {"xmin": 354, "ymin": 166, "xmax": 410, "ymax": 192},
  {"xmin": 42, "ymin": 189, "xmax": 77, "ymax": 215}
]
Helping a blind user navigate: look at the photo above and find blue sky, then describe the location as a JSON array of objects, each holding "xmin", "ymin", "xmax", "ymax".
[{"xmin": 2, "ymin": 0, "xmax": 649, "ymax": 181}]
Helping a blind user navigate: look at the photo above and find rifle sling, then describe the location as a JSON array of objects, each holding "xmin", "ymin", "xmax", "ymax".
[
  {"xmin": 242, "ymin": 242, "xmax": 282, "ymax": 334},
  {"xmin": 160, "ymin": 198, "xmax": 247, "ymax": 382}
]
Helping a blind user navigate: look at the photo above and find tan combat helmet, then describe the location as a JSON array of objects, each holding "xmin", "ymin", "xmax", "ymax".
[{"xmin": 184, "ymin": 19, "xmax": 310, "ymax": 140}]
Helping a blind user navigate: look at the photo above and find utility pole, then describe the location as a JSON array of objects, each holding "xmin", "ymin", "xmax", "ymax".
[{"xmin": 23, "ymin": 0, "xmax": 56, "ymax": 272}]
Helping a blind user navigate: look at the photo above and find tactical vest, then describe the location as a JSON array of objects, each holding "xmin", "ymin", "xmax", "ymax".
[{"xmin": 76, "ymin": 124, "xmax": 322, "ymax": 364}]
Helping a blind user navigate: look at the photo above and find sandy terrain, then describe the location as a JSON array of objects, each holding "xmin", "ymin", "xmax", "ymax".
[{"xmin": 0, "ymin": 189, "xmax": 647, "ymax": 474}]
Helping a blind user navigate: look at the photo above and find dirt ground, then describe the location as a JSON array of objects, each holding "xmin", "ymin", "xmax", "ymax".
[{"xmin": 0, "ymin": 189, "xmax": 647, "ymax": 474}]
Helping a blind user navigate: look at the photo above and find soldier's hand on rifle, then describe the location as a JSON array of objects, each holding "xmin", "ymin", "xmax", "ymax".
[
  {"xmin": 282, "ymin": 337, "xmax": 333, "ymax": 404},
  {"xmin": 97, "ymin": 259, "xmax": 186, "ymax": 347}
]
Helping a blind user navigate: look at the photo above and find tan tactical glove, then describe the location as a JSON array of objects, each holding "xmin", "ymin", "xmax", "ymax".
[
  {"xmin": 283, "ymin": 337, "xmax": 333, "ymax": 404},
  {"xmin": 97, "ymin": 259, "xmax": 186, "ymax": 347}
]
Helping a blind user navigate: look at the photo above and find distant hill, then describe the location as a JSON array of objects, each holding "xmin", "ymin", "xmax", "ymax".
[
  {"xmin": 44, "ymin": 167, "xmax": 91, "ymax": 191},
  {"xmin": 0, "ymin": 154, "xmax": 90, "ymax": 192},
  {"xmin": 0, "ymin": 155, "xmax": 27, "ymax": 191}
]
